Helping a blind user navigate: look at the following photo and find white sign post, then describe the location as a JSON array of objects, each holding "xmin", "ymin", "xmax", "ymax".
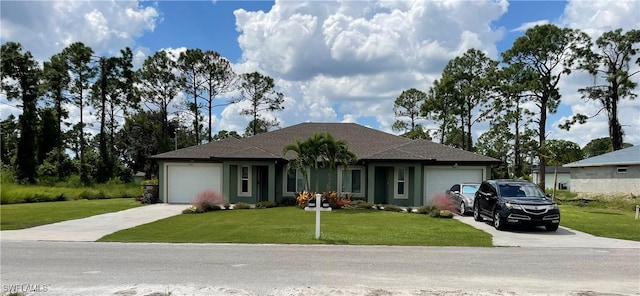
[{"xmin": 304, "ymin": 193, "xmax": 332, "ymax": 239}]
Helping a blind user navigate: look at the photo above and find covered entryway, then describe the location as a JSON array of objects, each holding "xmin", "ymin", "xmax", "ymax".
[
  {"xmin": 424, "ymin": 166, "xmax": 484, "ymax": 203},
  {"xmin": 165, "ymin": 163, "xmax": 222, "ymax": 204}
]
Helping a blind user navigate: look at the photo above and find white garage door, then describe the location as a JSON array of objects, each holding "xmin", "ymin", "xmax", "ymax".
[
  {"xmin": 424, "ymin": 167, "xmax": 483, "ymax": 203},
  {"xmin": 166, "ymin": 163, "xmax": 222, "ymax": 204}
]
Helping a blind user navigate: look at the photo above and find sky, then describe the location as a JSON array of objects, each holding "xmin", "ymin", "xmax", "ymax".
[{"xmin": 1, "ymin": 0, "xmax": 639, "ymax": 148}]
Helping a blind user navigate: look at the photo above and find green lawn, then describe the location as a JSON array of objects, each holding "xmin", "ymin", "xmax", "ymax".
[
  {"xmin": 560, "ymin": 205, "xmax": 640, "ymax": 241},
  {"xmin": 0, "ymin": 198, "xmax": 143, "ymax": 230},
  {"xmin": 99, "ymin": 207, "xmax": 493, "ymax": 246}
]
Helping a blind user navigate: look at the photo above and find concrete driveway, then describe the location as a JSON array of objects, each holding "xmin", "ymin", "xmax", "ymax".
[
  {"xmin": 454, "ymin": 215, "xmax": 640, "ymax": 248},
  {"xmin": 0, "ymin": 204, "xmax": 185, "ymax": 242}
]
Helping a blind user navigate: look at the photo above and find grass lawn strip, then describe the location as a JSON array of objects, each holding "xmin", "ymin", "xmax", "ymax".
[
  {"xmin": 559, "ymin": 205, "xmax": 640, "ymax": 241},
  {"xmin": 1, "ymin": 182, "xmax": 141, "ymax": 204},
  {"xmin": 99, "ymin": 207, "xmax": 493, "ymax": 246},
  {"xmin": 0, "ymin": 198, "xmax": 143, "ymax": 230}
]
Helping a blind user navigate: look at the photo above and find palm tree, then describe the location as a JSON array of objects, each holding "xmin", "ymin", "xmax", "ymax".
[
  {"xmin": 283, "ymin": 132, "xmax": 357, "ymax": 193},
  {"xmin": 320, "ymin": 133, "xmax": 357, "ymax": 192},
  {"xmin": 282, "ymin": 137, "xmax": 313, "ymax": 191}
]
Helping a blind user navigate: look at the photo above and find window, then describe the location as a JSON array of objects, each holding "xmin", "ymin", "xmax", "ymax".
[
  {"xmin": 239, "ymin": 166, "xmax": 251, "ymax": 196},
  {"xmin": 461, "ymin": 184, "xmax": 479, "ymax": 194},
  {"xmin": 617, "ymin": 167, "xmax": 628, "ymax": 174},
  {"xmin": 479, "ymin": 182, "xmax": 495, "ymax": 196},
  {"xmin": 340, "ymin": 167, "xmax": 363, "ymax": 196},
  {"xmin": 285, "ymin": 168, "xmax": 307, "ymax": 194},
  {"xmin": 394, "ymin": 167, "xmax": 408, "ymax": 199}
]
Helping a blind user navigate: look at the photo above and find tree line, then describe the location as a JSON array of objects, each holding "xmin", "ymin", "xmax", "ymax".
[
  {"xmin": 391, "ymin": 25, "xmax": 638, "ymax": 189},
  {"xmin": 1, "ymin": 42, "xmax": 284, "ymax": 184},
  {"xmin": 2, "ymin": 25, "xmax": 637, "ymax": 188}
]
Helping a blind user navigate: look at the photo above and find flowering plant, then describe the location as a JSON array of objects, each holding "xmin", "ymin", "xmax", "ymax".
[
  {"xmin": 296, "ymin": 191, "xmax": 315, "ymax": 205},
  {"xmin": 296, "ymin": 191, "xmax": 352, "ymax": 209}
]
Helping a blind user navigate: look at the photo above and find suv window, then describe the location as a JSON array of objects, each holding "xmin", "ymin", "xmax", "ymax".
[
  {"xmin": 478, "ymin": 182, "xmax": 492, "ymax": 196},
  {"xmin": 498, "ymin": 183, "xmax": 545, "ymax": 199},
  {"xmin": 450, "ymin": 184, "xmax": 460, "ymax": 192}
]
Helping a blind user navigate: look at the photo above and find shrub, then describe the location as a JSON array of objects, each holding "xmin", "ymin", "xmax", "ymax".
[
  {"xmin": 54, "ymin": 194, "xmax": 66, "ymax": 202},
  {"xmin": 382, "ymin": 204, "xmax": 402, "ymax": 212},
  {"xmin": 182, "ymin": 205, "xmax": 199, "ymax": 214},
  {"xmin": 233, "ymin": 202, "xmax": 251, "ymax": 210},
  {"xmin": 191, "ymin": 190, "xmax": 225, "ymax": 212},
  {"xmin": 426, "ymin": 193, "xmax": 457, "ymax": 212},
  {"xmin": 406, "ymin": 207, "xmax": 413, "ymax": 213},
  {"xmin": 565, "ymin": 193, "xmax": 640, "ymax": 212},
  {"xmin": 428, "ymin": 209, "xmax": 454, "ymax": 218},
  {"xmin": 278, "ymin": 196, "xmax": 297, "ymax": 206},
  {"xmin": 296, "ymin": 191, "xmax": 314, "ymax": 206},
  {"xmin": 351, "ymin": 200, "xmax": 375, "ymax": 209},
  {"xmin": 79, "ymin": 189, "xmax": 103, "ymax": 200},
  {"xmin": 140, "ymin": 178, "xmax": 158, "ymax": 186},
  {"xmin": 208, "ymin": 205, "xmax": 223, "ymax": 211},
  {"xmin": 437, "ymin": 210, "xmax": 454, "ymax": 218},
  {"xmin": 417, "ymin": 205, "xmax": 437, "ymax": 215},
  {"xmin": 325, "ymin": 191, "xmax": 352, "ymax": 209},
  {"xmin": 256, "ymin": 201, "xmax": 278, "ymax": 209}
]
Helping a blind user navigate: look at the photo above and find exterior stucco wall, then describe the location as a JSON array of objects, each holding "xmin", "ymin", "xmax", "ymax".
[
  {"xmin": 158, "ymin": 161, "xmax": 166, "ymax": 203},
  {"xmin": 225, "ymin": 161, "xmax": 276, "ymax": 204},
  {"xmin": 532, "ymin": 172, "xmax": 571, "ymax": 190},
  {"xmin": 366, "ymin": 162, "xmax": 423, "ymax": 207},
  {"xmin": 569, "ymin": 165, "xmax": 640, "ymax": 194}
]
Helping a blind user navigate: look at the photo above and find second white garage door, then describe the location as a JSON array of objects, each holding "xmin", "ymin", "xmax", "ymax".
[
  {"xmin": 166, "ymin": 163, "xmax": 222, "ymax": 204},
  {"xmin": 424, "ymin": 166, "xmax": 484, "ymax": 203}
]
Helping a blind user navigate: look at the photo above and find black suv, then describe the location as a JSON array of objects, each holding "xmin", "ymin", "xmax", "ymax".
[{"xmin": 473, "ymin": 179, "xmax": 560, "ymax": 231}]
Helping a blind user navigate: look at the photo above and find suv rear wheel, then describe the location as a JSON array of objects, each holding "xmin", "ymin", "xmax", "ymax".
[
  {"xmin": 459, "ymin": 201, "xmax": 466, "ymax": 216},
  {"xmin": 473, "ymin": 202, "xmax": 483, "ymax": 222},
  {"xmin": 493, "ymin": 209, "xmax": 505, "ymax": 231}
]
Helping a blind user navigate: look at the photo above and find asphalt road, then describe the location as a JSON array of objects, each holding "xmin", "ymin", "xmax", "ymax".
[{"xmin": 1, "ymin": 241, "xmax": 638, "ymax": 295}]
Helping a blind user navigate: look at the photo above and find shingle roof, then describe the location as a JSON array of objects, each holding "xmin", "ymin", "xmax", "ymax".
[
  {"xmin": 150, "ymin": 122, "xmax": 500, "ymax": 164},
  {"xmin": 564, "ymin": 145, "xmax": 640, "ymax": 167},
  {"xmin": 366, "ymin": 140, "xmax": 498, "ymax": 162}
]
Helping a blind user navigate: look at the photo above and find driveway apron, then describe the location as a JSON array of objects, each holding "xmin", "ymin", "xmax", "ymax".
[
  {"xmin": 454, "ymin": 215, "xmax": 640, "ymax": 248},
  {"xmin": 0, "ymin": 204, "xmax": 185, "ymax": 242}
]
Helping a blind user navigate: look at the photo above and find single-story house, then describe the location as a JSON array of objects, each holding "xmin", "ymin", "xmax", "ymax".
[
  {"xmin": 133, "ymin": 171, "xmax": 146, "ymax": 184},
  {"xmin": 532, "ymin": 166, "xmax": 571, "ymax": 190},
  {"xmin": 563, "ymin": 145, "xmax": 640, "ymax": 195},
  {"xmin": 150, "ymin": 122, "xmax": 501, "ymax": 206}
]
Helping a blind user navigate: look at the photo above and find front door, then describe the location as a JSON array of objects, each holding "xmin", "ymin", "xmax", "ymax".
[
  {"xmin": 256, "ymin": 166, "xmax": 269, "ymax": 202},
  {"xmin": 374, "ymin": 167, "xmax": 392, "ymax": 204}
]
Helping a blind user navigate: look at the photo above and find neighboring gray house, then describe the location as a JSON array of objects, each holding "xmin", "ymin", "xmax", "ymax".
[
  {"xmin": 150, "ymin": 122, "xmax": 500, "ymax": 206},
  {"xmin": 532, "ymin": 166, "xmax": 571, "ymax": 190},
  {"xmin": 563, "ymin": 146, "xmax": 640, "ymax": 195}
]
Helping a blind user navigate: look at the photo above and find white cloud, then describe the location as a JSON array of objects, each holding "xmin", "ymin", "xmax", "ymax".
[
  {"xmin": 231, "ymin": 0, "xmax": 508, "ymax": 138},
  {"xmin": 510, "ymin": 20, "xmax": 550, "ymax": 32},
  {"xmin": 560, "ymin": 0, "xmax": 640, "ymax": 37},
  {"xmin": 0, "ymin": 1, "xmax": 160, "ymax": 61}
]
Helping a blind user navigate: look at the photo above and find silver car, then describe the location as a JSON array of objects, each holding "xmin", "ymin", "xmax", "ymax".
[{"xmin": 446, "ymin": 183, "xmax": 480, "ymax": 215}]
